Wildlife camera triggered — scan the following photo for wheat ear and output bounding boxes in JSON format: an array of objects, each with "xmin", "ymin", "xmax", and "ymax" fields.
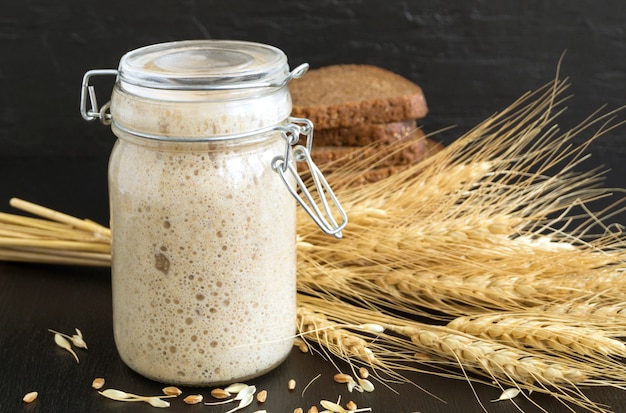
[
  {"xmin": 540, "ymin": 300, "xmax": 626, "ymax": 323},
  {"xmin": 296, "ymin": 301, "xmax": 381, "ymax": 367},
  {"xmin": 446, "ymin": 312, "xmax": 626, "ymax": 359}
]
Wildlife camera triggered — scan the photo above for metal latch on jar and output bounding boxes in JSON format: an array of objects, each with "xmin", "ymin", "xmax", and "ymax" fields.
[
  {"xmin": 80, "ymin": 69, "xmax": 117, "ymax": 123},
  {"xmin": 80, "ymin": 64, "xmax": 311, "ymax": 124},
  {"xmin": 273, "ymin": 118, "xmax": 348, "ymax": 239},
  {"xmin": 80, "ymin": 67, "xmax": 348, "ymax": 238}
]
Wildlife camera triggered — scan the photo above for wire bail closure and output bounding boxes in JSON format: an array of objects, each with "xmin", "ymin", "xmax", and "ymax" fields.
[
  {"xmin": 80, "ymin": 68, "xmax": 347, "ymax": 238},
  {"xmin": 80, "ymin": 69, "xmax": 117, "ymax": 124},
  {"xmin": 80, "ymin": 64, "xmax": 310, "ymax": 125},
  {"xmin": 273, "ymin": 118, "xmax": 348, "ymax": 239}
]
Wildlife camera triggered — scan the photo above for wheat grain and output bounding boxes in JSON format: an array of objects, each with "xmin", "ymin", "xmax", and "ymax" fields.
[
  {"xmin": 22, "ymin": 391, "xmax": 38, "ymax": 403},
  {"xmin": 256, "ymin": 390, "xmax": 267, "ymax": 403},
  {"xmin": 333, "ymin": 373, "xmax": 352, "ymax": 384},
  {"xmin": 288, "ymin": 379, "xmax": 296, "ymax": 391},
  {"xmin": 92, "ymin": 378, "xmax": 105, "ymax": 390},
  {"xmin": 332, "ymin": 373, "xmax": 359, "ymax": 392},
  {"xmin": 210, "ymin": 388, "xmax": 230, "ymax": 399},
  {"xmin": 294, "ymin": 337, "xmax": 310, "ymax": 352},
  {"xmin": 183, "ymin": 394, "xmax": 203, "ymax": 404},
  {"xmin": 161, "ymin": 386, "xmax": 182, "ymax": 396}
]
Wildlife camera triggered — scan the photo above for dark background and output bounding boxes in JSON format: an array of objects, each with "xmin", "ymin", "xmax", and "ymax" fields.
[
  {"xmin": 1, "ymin": 0, "xmax": 625, "ymax": 226},
  {"xmin": 1, "ymin": 1, "xmax": 626, "ymax": 412}
]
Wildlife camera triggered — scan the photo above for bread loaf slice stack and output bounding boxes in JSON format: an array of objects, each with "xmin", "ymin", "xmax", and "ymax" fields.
[{"xmin": 289, "ymin": 64, "xmax": 442, "ymax": 184}]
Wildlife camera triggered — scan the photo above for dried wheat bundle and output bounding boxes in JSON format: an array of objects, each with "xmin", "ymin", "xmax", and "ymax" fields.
[
  {"xmin": 0, "ymin": 198, "xmax": 111, "ymax": 266},
  {"xmin": 294, "ymin": 77, "xmax": 626, "ymax": 411},
  {"xmin": 297, "ymin": 78, "xmax": 626, "ymax": 318}
]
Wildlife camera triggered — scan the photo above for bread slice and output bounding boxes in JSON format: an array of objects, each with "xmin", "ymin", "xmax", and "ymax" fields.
[
  {"xmin": 312, "ymin": 119, "xmax": 417, "ymax": 147},
  {"xmin": 327, "ymin": 138, "xmax": 445, "ymax": 188},
  {"xmin": 311, "ymin": 128, "xmax": 428, "ymax": 170},
  {"xmin": 290, "ymin": 64, "xmax": 428, "ymax": 129}
]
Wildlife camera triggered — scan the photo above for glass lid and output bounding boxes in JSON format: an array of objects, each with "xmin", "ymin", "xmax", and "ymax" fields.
[{"xmin": 117, "ymin": 40, "xmax": 292, "ymax": 90}]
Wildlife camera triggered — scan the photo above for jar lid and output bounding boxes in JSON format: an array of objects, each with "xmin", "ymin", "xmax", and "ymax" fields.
[{"xmin": 117, "ymin": 40, "xmax": 295, "ymax": 90}]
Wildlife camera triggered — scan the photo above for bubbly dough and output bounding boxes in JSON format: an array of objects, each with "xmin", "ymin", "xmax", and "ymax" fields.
[{"xmin": 108, "ymin": 86, "xmax": 296, "ymax": 385}]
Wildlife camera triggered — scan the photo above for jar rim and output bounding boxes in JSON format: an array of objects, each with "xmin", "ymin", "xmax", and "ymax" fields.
[{"xmin": 117, "ymin": 40, "xmax": 290, "ymax": 91}]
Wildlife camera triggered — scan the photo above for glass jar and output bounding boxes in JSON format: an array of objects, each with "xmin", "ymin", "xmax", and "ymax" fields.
[{"xmin": 81, "ymin": 40, "xmax": 346, "ymax": 386}]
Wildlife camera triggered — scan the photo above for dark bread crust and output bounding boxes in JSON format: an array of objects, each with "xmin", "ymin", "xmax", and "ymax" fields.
[
  {"xmin": 290, "ymin": 64, "xmax": 428, "ymax": 129},
  {"xmin": 311, "ymin": 128, "xmax": 429, "ymax": 170},
  {"xmin": 328, "ymin": 138, "xmax": 445, "ymax": 187},
  {"xmin": 313, "ymin": 120, "xmax": 417, "ymax": 147}
]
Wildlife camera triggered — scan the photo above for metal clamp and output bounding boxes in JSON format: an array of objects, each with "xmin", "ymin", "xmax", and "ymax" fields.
[
  {"xmin": 80, "ymin": 69, "xmax": 117, "ymax": 123},
  {"xmin": 273, "ymin": 118, "xmax": 348, "ymax": 238},
  {"xmin": 80, "ymin": 66, "xmax": 347, "ymax": 237},
  {"xmin": 79, "ymin": 64, "xmax": 307, "ymax": 122}
]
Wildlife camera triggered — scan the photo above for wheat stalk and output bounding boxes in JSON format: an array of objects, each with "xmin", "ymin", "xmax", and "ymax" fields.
[{"xmin": 0, "ymin": 199, "xmax": 112, "ymax": 266}]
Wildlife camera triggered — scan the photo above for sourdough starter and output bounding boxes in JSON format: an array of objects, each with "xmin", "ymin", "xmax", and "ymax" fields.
[
  {"xmin": 106, "ymin": 41, "xmax": 298, "ymax": 385},
  {"xmin": 109, "ymin": 129, "xmax": 296, "ymax": 385}
]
